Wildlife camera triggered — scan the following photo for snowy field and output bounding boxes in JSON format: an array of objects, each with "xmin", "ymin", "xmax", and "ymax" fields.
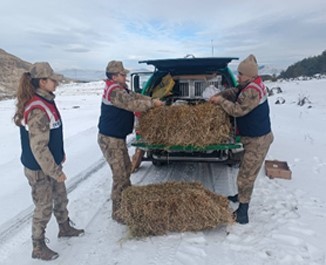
[{"xmin": 0, "ymin": 78, "xmax": 326, "ymax": 265}]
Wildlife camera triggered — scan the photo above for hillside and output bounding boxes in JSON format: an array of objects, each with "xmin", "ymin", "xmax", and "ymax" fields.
[
  {"xmin": 0, "ymin": 49, "xmax": 70, "ymax": 100},
  {"xmin": 0, "ymin": 49, "xmax": 32, "ymax": 99},
  {"xmin": 279, "ymin": 50, "xmax": 326, "ymax": 78}
]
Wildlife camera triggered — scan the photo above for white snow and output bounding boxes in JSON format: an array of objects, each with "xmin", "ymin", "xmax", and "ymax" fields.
[{"xmin": 0, "ymin": 78, "xmax": 325, "ymax": 265}]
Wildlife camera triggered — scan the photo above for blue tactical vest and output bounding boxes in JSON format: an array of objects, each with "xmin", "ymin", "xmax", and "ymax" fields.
[
  {"xmin": 236, "ymin": 78, "xmax": 271, "ymax": 137},
  {"xmin": 98, "ymin": 80, "xmax": 134, "ymax": 139},
  {"xmin": 20, "ymin": 95, "xmax": 64, "ymax": 170}
]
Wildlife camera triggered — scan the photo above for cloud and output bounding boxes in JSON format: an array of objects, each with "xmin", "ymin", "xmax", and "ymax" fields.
[
  {"xmin": 64, "ymin": 48, "xmax": 90, "ymax": 53},
  {"xmin": 0, "ymin": 0, "xmax": 325, "ymax": 70}
]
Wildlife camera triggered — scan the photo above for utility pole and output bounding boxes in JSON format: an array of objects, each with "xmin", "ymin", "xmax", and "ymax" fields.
[{"xmin": 211, "ymin": 39, "xmax": 214, "ymax": 56}]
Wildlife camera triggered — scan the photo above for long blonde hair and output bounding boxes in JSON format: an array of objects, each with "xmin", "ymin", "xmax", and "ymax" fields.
[{"xmin": 13, "ymin": 72, "xmax": 38, "ymax": 126}]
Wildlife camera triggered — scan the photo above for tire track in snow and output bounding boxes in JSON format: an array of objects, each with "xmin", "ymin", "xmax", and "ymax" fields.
[
  {"xmin": 0, "ymin": 162, "xmax": 110, "ymax": 265},
  {"xmin": 0, "ymin": 159, "xmax": 105, "ymax": 245}
]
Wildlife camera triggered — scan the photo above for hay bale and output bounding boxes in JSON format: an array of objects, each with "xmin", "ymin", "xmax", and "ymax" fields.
[
  {"xmin": 118, "ymin": 182, "xmax": 233, "ymax": 237},
  {"xmin": 139, "ymin": 103, "xmax": 231, "ymax": 147}
]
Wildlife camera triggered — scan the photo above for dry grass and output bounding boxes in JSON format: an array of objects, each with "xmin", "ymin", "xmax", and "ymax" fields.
[
  {"xmin": 139, "ymin": 103, "xmax": 231, "ymax": 147},
  {"xmin": 118, "ymin": 181, "xmax": 233, "ymax": 237}
]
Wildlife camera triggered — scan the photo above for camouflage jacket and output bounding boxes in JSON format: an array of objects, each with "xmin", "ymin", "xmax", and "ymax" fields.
[
  {"xmin": 218, "ymin": 77, "xmax": 271, "ymax": 137},
  {"xmin": 218, "ymin": 78, "xmax": 265, "ymax": 117},
  {"xmin": 22, "ymin": 89, "xmax": 64, "ymax": 179},
  {"xmin": 98, "ymin": 80, "xmax": 155, "ymax": 138},
  {"xmin": 109, "ymin": 83, "xmax": 154, "ymax": 112}
]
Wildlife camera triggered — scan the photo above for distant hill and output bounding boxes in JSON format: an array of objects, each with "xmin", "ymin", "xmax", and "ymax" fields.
[
  {"xmin": 258, "ymin": 65, "xmax": 283, "ymax": 76},
  {"xmin": 0, "ymin": 49, "xmax": 32, "ymax": 99},
  {"xmin": 58, "ymin": 67, "xmax": 153, "ymax": 82},
  {"xmin": 58, "ymin": 69, "xmax": 105, "ymax": 82},
  {"xmin": 279, "ymin": 50, "xmax": 326, "ymax": 79},
  {"xmin": 230, "ymin": 64, "xmax": 283, "ymax": 80}
]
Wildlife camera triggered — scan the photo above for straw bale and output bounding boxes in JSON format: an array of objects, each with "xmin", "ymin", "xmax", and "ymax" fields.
[
  {"xmin": 118, "ymin": 182, "xmax": 233, "ymax": 237},
  {"xmin": 139, "ymin": 103, "xmax": 231, "ymax": 147}
]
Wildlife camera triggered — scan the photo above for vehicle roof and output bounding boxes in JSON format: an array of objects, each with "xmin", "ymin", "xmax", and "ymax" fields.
[{"xmin": 139, "ymin": 57, "xmax": 239, "ymax": 72}]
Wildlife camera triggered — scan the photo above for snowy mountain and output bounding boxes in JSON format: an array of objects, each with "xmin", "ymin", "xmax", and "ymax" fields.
[
  {"xmin": 229, "ymin": 64, "xmax": 284, "ymax": 78},
  {"xmin": 258, "ymin": 64, "xmax": 284, "ymax": 76},
  {"xmin": 58, "ymin": 67, "xmax": 153, "ymax": 82},
  {"xmin": 58, "ymin": 69, "xmax": 105, "ymax": 82}
]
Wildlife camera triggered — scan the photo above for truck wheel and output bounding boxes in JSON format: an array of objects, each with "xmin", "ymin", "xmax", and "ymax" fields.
[
  {"xmin": 152, "ymin": 159, "xmax": 162, "ymax": 166},
  {"xmin": 152, "ymin": 159, "xmax": 169, "ymax": 166},
  {"xmin": 227, "ymin": 160, "xmax": 240, "ymax": 168}
]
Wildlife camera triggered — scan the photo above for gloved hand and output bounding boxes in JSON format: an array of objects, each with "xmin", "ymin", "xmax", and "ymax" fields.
[{"xmin": 153, "ymin": 99, "xmax": 165, "ymax": 107}]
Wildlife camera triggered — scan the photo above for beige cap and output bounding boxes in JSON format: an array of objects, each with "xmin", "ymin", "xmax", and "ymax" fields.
[
  {"xmin": 106, "ymin": 60, "xmax": 129, "ymax": 74},
  {"xmin": 30, "ymin": 62, "xmax": 62, "ymax": 81},
  {"xmin": 237, "ymin": 54, "xmax": 258, "ymax": 78}
]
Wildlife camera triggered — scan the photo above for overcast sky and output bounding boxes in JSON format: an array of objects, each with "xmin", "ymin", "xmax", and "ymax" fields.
[{"xmin": 1, "ymin": 0, "xmax": 325, "ymax": 71}]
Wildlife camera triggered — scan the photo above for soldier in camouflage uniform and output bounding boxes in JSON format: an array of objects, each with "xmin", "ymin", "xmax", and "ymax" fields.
[
  {"xmin": 97, "ymin": 60, "xmax": 163, "ymax": 224},
  {"xmin": 13, "ymin": 62, "xmax": 84, "ymax": 261},
  {"xmin": 210, "ymin": 54, "xmax": 273, "ymax": 224}
]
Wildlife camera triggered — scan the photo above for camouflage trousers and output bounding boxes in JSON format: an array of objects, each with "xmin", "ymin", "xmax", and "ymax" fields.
[
  {"xmin": 97, "ymin": 133, "xmax": 131, "ymax": 216},
  {"xmin": 24, "ymin": 167, "xmax": 69, "ymax": 240},
  {"xmin": 237, "ymin": 132, "xmax": 274, "ymax": 203}
]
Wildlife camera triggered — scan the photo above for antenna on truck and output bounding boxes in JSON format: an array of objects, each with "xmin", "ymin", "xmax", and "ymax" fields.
[{"xmin": 211, "ymin": 39, "xmax": 214, "ymax": 56}]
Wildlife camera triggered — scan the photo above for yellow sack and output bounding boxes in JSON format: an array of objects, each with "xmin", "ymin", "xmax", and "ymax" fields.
[{"xmin": 151, "ymin": 73, "xmax": 175, "ymax": 99}]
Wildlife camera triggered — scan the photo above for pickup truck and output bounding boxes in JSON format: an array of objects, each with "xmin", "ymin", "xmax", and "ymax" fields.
[{"xmin": 130, "ymin": 57, "xmax": 243, "ymax": 166}]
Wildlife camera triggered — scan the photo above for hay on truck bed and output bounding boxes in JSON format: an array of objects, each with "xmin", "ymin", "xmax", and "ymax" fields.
[
  {"xmin": 139, "ymin": 103, "xmax": 232, "ymax": 147},
  {"xmin": 118, "ymin": 182, "xmax": 233, "ymax": 237}
]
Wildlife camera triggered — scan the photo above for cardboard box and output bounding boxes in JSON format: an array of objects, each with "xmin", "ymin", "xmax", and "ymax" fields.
[{"xmin": 265, "ymin": 160, "xmax": 292, "ymax": 180}]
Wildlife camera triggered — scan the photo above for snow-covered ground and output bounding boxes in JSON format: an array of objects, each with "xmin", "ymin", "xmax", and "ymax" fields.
[{"xmin": 0, "ymin": 78, "xmax": 325, "ymax": 265}]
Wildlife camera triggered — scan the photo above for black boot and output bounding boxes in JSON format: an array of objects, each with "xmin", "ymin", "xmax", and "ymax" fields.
[
  {"xmin": 227, "ymin": 194, "xmax": 239, "ymax": 203},
  {"xmin": 58, "ymin": 218, "xmax": 84, "ymax": 238},
  {"xmin": 233, "ymin": 203, "xmax": 249, "ymax": 224}
]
